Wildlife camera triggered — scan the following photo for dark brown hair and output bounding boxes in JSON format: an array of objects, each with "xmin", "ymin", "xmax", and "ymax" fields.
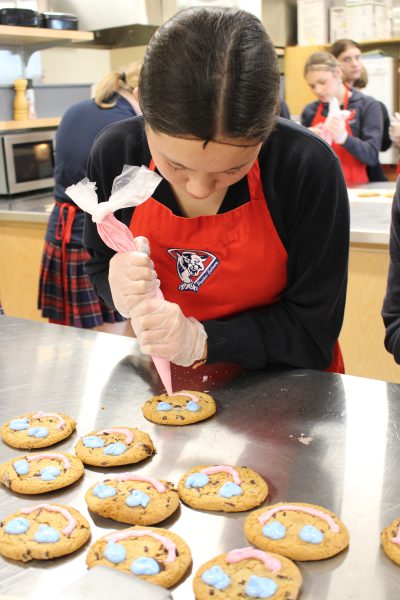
[
  {"xmin": 329, "ymin": 39, "xmax": 361, "ymax": 58},
  {"xmin": 139, "ymin": 7, "xmax": 280, "ymax": 143}
]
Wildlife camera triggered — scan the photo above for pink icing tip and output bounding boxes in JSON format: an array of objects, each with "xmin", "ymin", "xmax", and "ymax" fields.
[
  {"xmin": 201, "ymin": 465, "xmax": 241, "ymax": 485},
  {"xmin": 226, "ymin": 547, "xmax": 281, "ymax": 573},
  {"xmin": 258, "ymin": 504, "xmax": 340, "ymax": 533},
  {"xmin": 105, "ymin": 529, "xmax": 176, "ymax": 562},
  {"xmin": 21, "ymin": 503, "xmax": 76, "ymax": 535},
  {"xmin": 31, "ymin": 411, "xmax": 66, "ymax": 429},
  {"xmin": 391, "ymin": 524, "xmax": 400, "ymax": 544},
  {"xmin": 112, "ymin": 474, "xmax": 167, "ymax": 493},
  {"xmin": 27, "ymin": 453, "xmax": 71, "ymax": 469},
  {"xmin": 96, "ymin": 428, "xmax": 134, "ymax": 444},
  {"xmin": 169, "ymin": 390, "xmax": 200, "ymax": 403}
]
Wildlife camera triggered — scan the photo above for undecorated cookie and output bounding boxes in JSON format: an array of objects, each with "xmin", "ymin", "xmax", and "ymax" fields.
[
  {"xmin": 193, "ymin": 546, "xmax": 302, "ymax": 600},
  {"xmin": 244, "ymin": 502, "xmax": 349, "ymax": 561},
  {"xmin": 85, "ymin": 473, "xmax": 180, "ymax": 525},
  {"xmin": 0, "ymin": 503, "xmax": 90, "ymax": 561},
  {"xmin": 1, "ymin": 411, "xmax": 76, "ymax": 449},
  {"xmin": 86, "ymin": 525, "xmax": 191, "ymax": 588},
  {"xmin": 177, "ymin": 465, "xmax": 268, "ymax": 512},
  {"xmin": 75, "ymin": 426, "xmax": 155, "ymax": 467},
  {"xmin": 142, "ymin": 390, "xmax": 216, "ymax": 425}
]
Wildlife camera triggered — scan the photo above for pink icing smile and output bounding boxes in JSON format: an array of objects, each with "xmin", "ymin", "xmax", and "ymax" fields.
[
  {"xmin": 96, "ymin": 428, "xmax": 134, "ymax": 444},
  {"xmin": 31, "ymin": 411, "xmax": 66, "ymax": 429},
  {"xmin": 201, "ymin": 465, "xmax": 241, "ymax": 485},
  {"xmin": 226, "ymin": 547, "xmax": 281, "ymax": 573},
  {"xmin": 21, "ymin": 503, "xmax": 77, "ymax": 535},
  {"xmin": 112, "ymin": 474, "xmax": 167, "ymax": 493},
  {"xmin": 105, "ymin": 530, "xmax": 176, "ymax": 562},
  {"xmin": 258, "ymin": 504, "xmax": 340, "ymax": 533},
  {"xmin": 26, "ymin": 453, "xmax": 71, "ymax": 469},
  {"xmin": 169, "ymin": 391, "xmax": 200, "ymax": 404}
]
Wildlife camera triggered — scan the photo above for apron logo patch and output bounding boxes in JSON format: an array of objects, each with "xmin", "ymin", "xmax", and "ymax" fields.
[{"xmin": 168, "ymin": 249, "xmax": 220, "ymax": 292}]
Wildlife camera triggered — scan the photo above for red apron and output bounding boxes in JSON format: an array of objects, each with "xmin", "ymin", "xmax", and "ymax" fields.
[
  {"xmin": 53, "ymin": 201, "xmax": 79, "ymax": 325},
  {"xmin": 129, "ymin": 158, "xmax": 344, "ymax": 373},
  {"xmin": 311, "ymin": 88, "xmax": 368, "ymax": 187}
]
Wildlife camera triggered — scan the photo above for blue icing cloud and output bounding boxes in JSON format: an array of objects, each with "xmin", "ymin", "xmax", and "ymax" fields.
[
  {"xmin": 13, "ymin": 459, "xmax": 29, "ymax": 475},
  {"xmin": 34, "ymin": 524, "xmax": 60, "ymax": 543},
  {"xmin": 105, "ymin": 542, "xmax": 126, "ymax": 564},
  {"xmin": 299, "ymin": 524, "xmax": 324, "ymax": 544},
  {"xmin": 202, "ymin": 565, "xmax": 231, "ymax": 590},
  {"xmin": 131, "ymin": 556, "xmax": 160, "ymax": 575},
  {"xmin": 245, "ymin": 575, "xmax": 278, "ymax": 598},
  {"xmin": 4, "ymin": 517, "xmax": 30, "ymax": 535},
  {"xmin": 104, "ymin": 442, "xmax": 126, "ymax": 456},
  {"xmin": 126, "ymin": 489, "xmax": 150, "ymax": 508},
  {"xmin": 186, "ymin": 400, "xmax": 200, "ymax": 412},
  {"xmin": 157, "ymin": 401, "xmax": 173, "ymax": 412},
  {"xmin": 83, "ymin": 435, "xmax": 105, "ymax": 448},
  {"xmin": 185, "ymin": 472, "xmax": 209, "ymax": 489},
  {"xmin": 218, "ymin": 482, "xmax": 243, "ymax": 498},
  {"xmin": 93, "ymin": 483, "xmax": 117, "ymax": 499},
  {"xmin": 40, "ymin": 466, "xmax": 61, "ymax": 481},
  {"xmin": 262, "ymin": 521, "xmax": 286, "ymax": 540},
  {"xmin": 10, "ymin": 418, "xmax": 29, "ymax": 431},
  {"xmin": 28, "ymin": 426, "xmax": 49, "ymax": 438}
]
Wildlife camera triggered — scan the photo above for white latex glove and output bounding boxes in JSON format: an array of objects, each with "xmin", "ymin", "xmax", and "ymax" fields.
[
  {"xmin": 130, "ymin": 297, "xmax": 207, "ymax": 367},
  {"xmin": 389, "ymin": 117, "xmax": 400, "ymax": 148},
  {"xmin": 325, "ymin": 114, "xmax": 348, "ymax": 144},
  {"xmin": 108, "ymin": 236, "xmax": 160, "ymax": 318},
  {"xmin": 308, "ymin": 123, "xmax": 324, "ymax": 137}
]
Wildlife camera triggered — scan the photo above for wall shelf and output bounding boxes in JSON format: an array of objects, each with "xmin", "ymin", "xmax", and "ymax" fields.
[{"xmin": 0, "ymin": 25, "xmax": 93, "ymax": 47}]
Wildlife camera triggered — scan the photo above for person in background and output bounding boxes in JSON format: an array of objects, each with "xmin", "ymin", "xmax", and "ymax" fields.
[
  {"xmin": 329, "ymin": 38, "xmax": 363, "ymax": 90},
  {"xmin": 388, "ymin": 114, "xmax": 400, "ymax": 177},
  {"xmin": 382, "ymin": 178, "xmax": 400, "ymax": 363},
  {"xmin": 330, "ymin": 39, "xmax": 391, "ymax": 182},
  {"xmin": 84, "ymin": 7, "xmax": 349, "ymax": 374},
  {"xmin": 352, "ymin": 65, "xmax": 390, "ymax": 182},
  {"xmin": 301, "ymin": 51, "xmax": 382, "ymax": 186},
  {"xmin": 38, "ymin": 62, "xmax": 142, "ymax": 330},
  {"xmin": 279, "ymin": 99, "xmax": 290, "ymax": 119}
]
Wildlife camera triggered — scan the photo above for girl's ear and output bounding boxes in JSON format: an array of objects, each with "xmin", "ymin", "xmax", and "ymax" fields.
[
  {"xmin": 132, "ymin": 87, "xmax": 139, "ymax": 102},
  {"xmin": 335, "ymin": 66, "xmax": 343, "ymax": 80}
]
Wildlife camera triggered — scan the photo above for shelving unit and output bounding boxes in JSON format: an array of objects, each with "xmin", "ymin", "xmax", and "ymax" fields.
[{"xmin": 0, "ymin": 24, "xmax": 93, "ymax": 47}]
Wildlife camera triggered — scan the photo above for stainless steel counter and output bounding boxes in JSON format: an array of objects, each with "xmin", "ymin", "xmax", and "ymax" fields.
[
  {"xmin": 1, "ymin": 316, "xmax": 400, "ymax": 599},
  {"xmin": 0, "ymin": 191, "xmax": 53, "ymax": 224}
]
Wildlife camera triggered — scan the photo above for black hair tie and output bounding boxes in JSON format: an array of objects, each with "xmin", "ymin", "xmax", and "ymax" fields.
[{"xmin": 119, "ymin": 72, "xmax": 127, "ymax": 83}]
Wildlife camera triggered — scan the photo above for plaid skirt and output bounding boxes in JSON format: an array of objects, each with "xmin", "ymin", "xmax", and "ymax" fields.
[{"xmin": 38, "ymin": 241, "xmax": 125, "ymax": 328}]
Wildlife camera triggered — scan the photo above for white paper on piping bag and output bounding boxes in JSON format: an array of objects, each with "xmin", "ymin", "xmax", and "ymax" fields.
[
  {"xmin": 65, "ymin": 165, "xmax": 162, "ymax": 223},
  {"xmin": 322, "ymin": 97, "xmax": 351, "ymax": 145}
]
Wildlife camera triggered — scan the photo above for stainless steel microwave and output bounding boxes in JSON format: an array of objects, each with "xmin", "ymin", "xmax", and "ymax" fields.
[{"xmin": 0, "ymin": 130, "xmax": 55, "ymax": 195}]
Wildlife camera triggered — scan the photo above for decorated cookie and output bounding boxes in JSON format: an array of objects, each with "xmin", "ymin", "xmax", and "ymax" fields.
[
  {"xmin": 75, "ymin": 427, "xmax": 155, "ymax": 467},
  {"xmin": 85, "ymin": 473, "xmax": 180, "ymax": 525},
  {"xmin": 244, "ymin": 502, "xmax": 349, "ymax": 561},
  {"xmin": 1, "ymin": 411, "xmax": 76, "ymax": 449},
  {"xmin": 0, "ymin": 452, "xmax": 84, "ymax": 494},
  {"xmin": 0, "ymin": 503, "xmax": 90, "ymax": 562},
  {"xmin": 193, "ymin": 546, "xmax": 302, "ymax": 600},
  {"xmin": 177, "ymin": 465, "xmax": 268, "ymax": 512},
  {"xmin": 142, "ymin": 390, "xmax": 216, "ymax": 425},
  {"xmin": 86, "ymin": 525, "xmax": 191, "ymax": 588},
  {"xmin": 381, "ymin": 517, "xmax": 400, "ymax": 565}
]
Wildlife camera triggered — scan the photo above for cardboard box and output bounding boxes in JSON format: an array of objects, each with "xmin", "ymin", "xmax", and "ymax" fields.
[
  {"xmin": 346, "ymin": 3, "xmax": 392, "ymax": 40},
  {"xmin": 330, "ymin": 6, "xmax": 348, "ymax": 40},
  {"xmin": 297, "ymin": 0, "xmax": 334, "ymax": 45}
]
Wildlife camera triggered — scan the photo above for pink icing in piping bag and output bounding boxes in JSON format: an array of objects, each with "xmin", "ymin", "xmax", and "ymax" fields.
[{"xmin": 65, "ymin": 166, "xmax": 172, "ymax": 395}]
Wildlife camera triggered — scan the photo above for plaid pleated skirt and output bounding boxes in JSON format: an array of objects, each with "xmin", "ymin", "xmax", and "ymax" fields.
[{"xmin": 38, "ymin": 241, "xmax": 125, "ymax": 328}]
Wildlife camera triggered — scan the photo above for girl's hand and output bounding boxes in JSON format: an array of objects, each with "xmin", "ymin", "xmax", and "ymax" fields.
[
  {"xmin": 130, "ymin": 297, "xmax": 207, "ymax": 367},
  {"xmin": 108, "ymin": 237, "xmax": 160, "ymax": 317},
  {"xmin": 325, "ymin": 115, "xmax": 348, "ymax": 144},
  {"xmin": 308, "ymin": 123, "xmax": 324, "ymax": 137}
]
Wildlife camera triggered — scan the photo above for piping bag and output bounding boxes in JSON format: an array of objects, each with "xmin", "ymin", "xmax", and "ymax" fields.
[
  {"xmin": 322, "ymin": 96, "xmax": 351, "ymax": 146},
  {"xmin": 65, "ymin": 164, "xmax": 173, "ymax": 395}
]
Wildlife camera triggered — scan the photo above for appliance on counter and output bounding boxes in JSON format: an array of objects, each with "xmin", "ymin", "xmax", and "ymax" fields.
[
  {"xmin": 40, "ymin": 12, "xmax": 79, "ymax": 31},
  {"xmin": 0, "ymin": 7, "xmax": 40, "ymax": 27},
  {"xmin": 0, "ymin": 130, "xmax": 55, "ymax": 195}
]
